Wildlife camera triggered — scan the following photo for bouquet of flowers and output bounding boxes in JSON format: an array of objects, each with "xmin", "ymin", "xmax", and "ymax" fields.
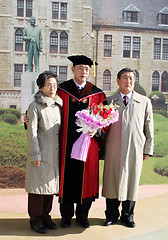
[{"xmin": 71, "ymin": 101, "xmax": 119, "ymax": 162}]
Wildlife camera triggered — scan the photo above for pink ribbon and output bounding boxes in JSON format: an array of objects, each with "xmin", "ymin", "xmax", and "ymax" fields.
[{"xmin": 71, "ymin": 133, "xmax": 91, "ymax": 162}]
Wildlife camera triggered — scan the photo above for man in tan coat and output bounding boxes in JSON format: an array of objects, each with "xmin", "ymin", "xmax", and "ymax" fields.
[{"xmin": 102, "ymin": 68, "xmax": 154, "ymax": 228}]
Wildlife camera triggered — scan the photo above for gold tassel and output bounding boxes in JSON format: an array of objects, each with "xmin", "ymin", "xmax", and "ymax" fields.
[{"xmin": 93, "ymin": 61, "xmax": 96, "ymax": 78}]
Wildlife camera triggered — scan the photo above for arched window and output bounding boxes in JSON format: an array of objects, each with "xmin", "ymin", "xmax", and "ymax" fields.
[
  {"xmin": 161, "ymin": 71, "xmax": 168, "ymax": 92},
  {"xmin": 15, "ymin": 29, "xmax": 23, "ymax": 51},
  {"xmin": 60, "ymin": 31, "xmax": 68, "ymax": 54},
  {"xmin": 134, "ymin": 70, "xmax": 139, "ymax": 82},
  {"xmin": 103, "ymin": 69, "xmax": 111, "ymax": 91},
  {"xmin": 152, "ymin": 71, "xmax": 160, "ymax": 91},
  {"xmin": 50, "ymin": 31, "xmax": 58, "ymax": 53}
]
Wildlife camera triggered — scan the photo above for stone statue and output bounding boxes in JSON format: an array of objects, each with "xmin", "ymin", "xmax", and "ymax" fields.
[{"xmin": 23, "ymin": 16, "xmax": 42, "ymax": 72}]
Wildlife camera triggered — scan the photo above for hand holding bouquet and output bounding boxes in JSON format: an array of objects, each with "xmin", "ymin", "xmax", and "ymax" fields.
[{"xmin": 71, "ymin": 101, "xmax": 119, "ymax": 162}]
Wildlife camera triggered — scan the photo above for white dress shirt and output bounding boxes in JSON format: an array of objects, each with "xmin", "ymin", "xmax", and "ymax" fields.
[
  {"xmin": 73, "ymin": 79, "xmax": 87, "ymax": 90},
  {"xmin": 120, "ymin": 91, "xmax": 133, "ymax": 104}
]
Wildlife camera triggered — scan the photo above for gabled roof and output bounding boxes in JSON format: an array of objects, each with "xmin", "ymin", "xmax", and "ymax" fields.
[
  {"xmin": 159, "ymin": 7, "xmax": 168, "ymax": 14},
  {"xmin": 124, "ymin": 4, "xmax": 140, "ymax": 12}
]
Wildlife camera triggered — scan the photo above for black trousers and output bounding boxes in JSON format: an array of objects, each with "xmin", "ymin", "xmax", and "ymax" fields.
[
  {"xmin": 105, "ymin": 198, "xmax": 135, "ymax": 220},
  {"xmin": 60, "ymin": 199, "xmax": 92, "ymax": 220},
  {"xmin": 28, "ymin": 193, "xmax": 53, "ymax": 227}
]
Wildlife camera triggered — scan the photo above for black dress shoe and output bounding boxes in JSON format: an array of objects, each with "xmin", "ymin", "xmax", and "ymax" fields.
[
  {"xmin": 43, "ymin": 221, "xmax": 57, "ymax": 230},
  {"xmin": 31, "ymin": 224, "xmax": 47, "ymax": 234},
  {"xmin": 103, "ymin": 218, "xmax": 118, "ymax": 226},
  {"xmin": 61, "ymin": 218, "xmax": 71, "ymax": 228},
  {"xmin": 120, "ymin": 216, "xmax": 136, "ymax": 228},
  {"xmin": 76, "ymin": 218, "xmax": 90, "ymax": 228}
]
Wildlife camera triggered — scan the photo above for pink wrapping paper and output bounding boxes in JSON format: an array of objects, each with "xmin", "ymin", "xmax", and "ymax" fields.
[{"xmin": 71, "ymin": 132, "xmax": 91, "ymax": 162}]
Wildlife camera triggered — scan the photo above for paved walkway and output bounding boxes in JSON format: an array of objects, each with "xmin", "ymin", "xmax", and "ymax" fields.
[{"xmin": 0, "ymin": 185, "xmax": 168, "ymax": 240}]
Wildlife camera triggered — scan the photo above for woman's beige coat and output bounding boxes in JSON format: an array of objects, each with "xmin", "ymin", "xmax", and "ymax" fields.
[
  {"xmin": 102, "ymin": 90, "xmax": 154, "ymax": 201},
  {"xmin": 25, "ymin": 90, "xmax": 63, "ymax": 195}
]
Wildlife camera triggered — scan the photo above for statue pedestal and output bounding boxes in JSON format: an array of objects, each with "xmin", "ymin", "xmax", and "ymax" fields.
[{"xmin": 21, "ymin": 72, "xmax": 39, "ymax": 115}]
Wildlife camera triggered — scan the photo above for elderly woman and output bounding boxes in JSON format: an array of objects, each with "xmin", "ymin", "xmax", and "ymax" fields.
[{"xmin": 25, "ymin": 71, "xmax": 62, "ymax": 234}]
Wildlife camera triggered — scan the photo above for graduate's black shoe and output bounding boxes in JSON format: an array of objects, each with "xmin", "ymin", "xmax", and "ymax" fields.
[
  {"xmin": 76, "ymin": 218, "xmax": 90, "ymax": 228},
  {"xmin": 120, "ymin": 215, "xmax": 136, "ymax": 228},
  {"xmin": 31, "ymin": 224, "xmax": 47, "ymax": 234},
  {"xmin": 103, "ymin": 218, "xmax": 118, "ymax": 226},
  {"xmin": 43, "ymin": 221, "xmax": 57, "ymax": 230},
  {"xmin": 61, "ymin": 218, "xmax": 71, "ymax": 228}
]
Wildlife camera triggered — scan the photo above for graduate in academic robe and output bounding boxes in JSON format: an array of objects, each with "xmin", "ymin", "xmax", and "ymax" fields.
[{"xmin": 57, "ymin": 55, "xmax": 106, "ymax": 228}]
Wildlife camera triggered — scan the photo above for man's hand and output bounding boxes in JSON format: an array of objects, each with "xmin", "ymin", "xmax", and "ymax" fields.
[
  {"xmin": 143, "ymin": 154, "xmax": 149, "ymax": 161},
  {"xmin": 24, "ymin": 114, "xmax": 29, "ymax": 127},
  {"xmin": 88, "ymin": 130, "xmax": 97, "ymax": 138}
]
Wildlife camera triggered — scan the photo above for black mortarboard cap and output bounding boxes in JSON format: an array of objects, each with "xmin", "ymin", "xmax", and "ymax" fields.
[{"xmin": 67, "ymin": 55, "xmax": 98, "ymax": 67}]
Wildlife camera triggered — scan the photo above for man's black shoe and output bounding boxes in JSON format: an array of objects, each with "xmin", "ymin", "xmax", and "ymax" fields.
[
  {"xmin": 43, "ymin": 221, "xmax": 57, "ymax": 230},
  {"xmin": 61, "ymin": 218, "xmax": 71, "ymax": 228},
  {"xmin": 31, "ymin": 224, "xmax": 47, "ymax": 234},
  {"xmin": 120, "ymin": 215, "xmax": 136, "ymax": 228},
  {"xmin": 103, "ymin": 218, "xmax": 118, "ymax": 226},
  {"xmin": 76, "ymin": 218, "xmax": 90, "ymax": 228}
]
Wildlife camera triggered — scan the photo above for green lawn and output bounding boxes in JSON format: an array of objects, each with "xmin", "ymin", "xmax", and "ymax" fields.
[
  {"xmin": 99, "ymin": 157, "xmax": 168, "ymax": 186},
  {"xmin": 99, "ymin": 113, "xmax": 168, "ymax": 186},
  {"xmin": 0, "ymin": 121, "xmax": 27, "ymax": 169},
  {"xmin": 140, "ymin": 156, "xmax": 168, "ymax": 185}
]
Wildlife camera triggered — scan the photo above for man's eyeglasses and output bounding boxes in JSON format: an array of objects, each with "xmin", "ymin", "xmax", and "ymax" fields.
[{"xmin": 75, "ymin": 66, "xmax": 90, "ymax": 72}]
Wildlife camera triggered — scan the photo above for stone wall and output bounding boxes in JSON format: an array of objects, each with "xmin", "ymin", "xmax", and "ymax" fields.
[{"xmin": 93, "ymin": 27, "xmax": 168, "ymax": 96}]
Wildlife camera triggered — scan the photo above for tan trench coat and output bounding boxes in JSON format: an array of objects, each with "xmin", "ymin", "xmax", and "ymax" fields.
[
  {"xmin": 102, "ymin": 90, "xmax": 154, "ymax": 201},
  {"xmin": 25, "ymin": 91, "xmax": 63, "ymax": 195}
]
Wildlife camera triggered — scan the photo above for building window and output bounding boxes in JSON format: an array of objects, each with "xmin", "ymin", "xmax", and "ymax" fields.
[
  {"xmin": 126, "ymin": 11, "xmax": 137, "ymax": 22},
  {"xmin": 15, "ymin": 29, "xmax": 23, "ymax": 51},
  {"xmin": 26, "ymin": 0, "xmax": 32, "ymax": 17},
  {"xmin": 152, "ymin": 71, "xmax": 160, "ymax": 91},
  {"xmin": 50, "ymin": 31, "xmax": 58, "ymax": 53},
  {"xmin": 17, "ymin": 0, "xmax": 32, "ymax": 17},
  {"xmin": 17, "ymin": 0, "xmax": 24, "ymax": 17},
  {"xmin": 158, "ymin": 8, "xmax": 168, "ymax": 25},
  {"xmin": 59, "ymin": 66, "xmax": 67, "ymax": 83},
  {"xmin": 60, "ymin": 3, "xmax": 67, "ymax": 20},
  {"xmin": 10, "ymin": 105, "xmax": 17, "ymax": 109},
  {"xmin": 162, "ymin": 38, "xmax": 168, "ymax": 60},
  {"xmin": 49, "ymin": 65, "xmax": 57, "ymax": 75},
  {"xmin": 123, "ymin": 36, "xmax": 141, "ymax": 58},
  {"xmin": 14, "ymin": 64, "xmax": 23, "ymax": 87},
  {"xmin": 60, "ymin": 32, "xmax": 68, "ymax": 54},
  {"xmin": 153, "ymin": 38, "xmax": 161, "ymax": 59},
  {"xmin": 161, "ymin": 71, "xmax": 168, "ymax": 92},
  {"xmin": 132, "ymin": 37, "xmax": 140, "ymax": 58},
  {"xmin": 123, "ymin": 36, "xmax": 131, "ymax": 58},
  {"xmin": 123, "ymin": 4, "xmax": 140, "ymax": 23},
  {"xmin": 52, "ymin": 2, "xmax": 67, "ymax": 20},
  {"xmin": 104, "ymin": 35, "xmax": 112, "ymax": 57},
  {"xmin": 160, "ymin": 14, "xmax": 168, "ymax": 25},
  {"xmin": 103, "ymin": 69, "xmax": 111, "ymax": 91},
  {"xmin": 52, "ymin": 2, "xmax": 59, "ymax": 19},
  {"xmin": 134, "ymin": 70, "xmax": 139, "ymax": 82},
  {"xmin": 25, "ymin": 64, "xmax": 28, "ymax": 72}
]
